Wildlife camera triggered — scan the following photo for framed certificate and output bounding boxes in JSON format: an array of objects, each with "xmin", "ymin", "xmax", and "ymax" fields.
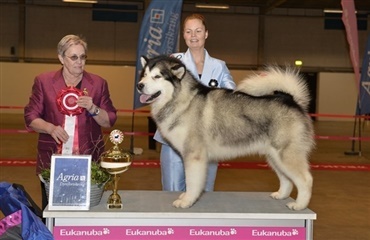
[{"xmin": 48, "ymin": 154, "xmax": 91, "ymax": 210}]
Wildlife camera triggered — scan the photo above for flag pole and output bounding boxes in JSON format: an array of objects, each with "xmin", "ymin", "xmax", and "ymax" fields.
[{"xmin": 344, "ymin": 96, "xmax": 361, "ymax": 156}]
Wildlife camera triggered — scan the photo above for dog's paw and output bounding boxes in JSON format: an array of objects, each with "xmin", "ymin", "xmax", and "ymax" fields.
[
  {"xmin": 270, "ymin": 191, "xmax": 287, "ymax": 200},
  {"xmin": 286, "ymin": 201, "xmax": 306, "ymax": 211},
  {"xmin": 172, "ymin": 198, "xmax": 193, "ymax": 208},
  {"xmin": 178, "ymin": 192, "xmax": 186, "ymax": 200}
]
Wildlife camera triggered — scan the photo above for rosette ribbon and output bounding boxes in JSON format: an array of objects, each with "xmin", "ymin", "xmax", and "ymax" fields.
[{"xmin": 56, "ymin": 86, "xmax": 84, "ymax": 155}]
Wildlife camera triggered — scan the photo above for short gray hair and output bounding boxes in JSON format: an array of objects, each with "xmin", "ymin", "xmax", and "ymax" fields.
[{"xmin": 57, "ymin": 34, "xmax": 87, "ymax": 56}]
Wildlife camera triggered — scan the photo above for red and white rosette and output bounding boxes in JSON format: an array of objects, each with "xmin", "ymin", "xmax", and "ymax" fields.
[
  {"xmin": 56, "ymin": 86, "xmax": 84, "ymax": 116},
  {"xmin": 56, "ymin": 87, "xmax": 84, "ymax": 155}
]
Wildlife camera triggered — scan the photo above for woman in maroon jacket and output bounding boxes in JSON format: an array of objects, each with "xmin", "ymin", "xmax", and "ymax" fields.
[{"xmin": 24, "ymin": 34, "xmax": 117, "ymax": 212}]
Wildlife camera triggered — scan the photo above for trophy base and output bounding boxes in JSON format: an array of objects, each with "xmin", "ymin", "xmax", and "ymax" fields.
[
  {"xmin": 107, "ymin": 203, "xmax": 123, "ymax": 209},
  {"xmin": 107, "ymin": 192, "xmax": 123, "ymax": 209}
]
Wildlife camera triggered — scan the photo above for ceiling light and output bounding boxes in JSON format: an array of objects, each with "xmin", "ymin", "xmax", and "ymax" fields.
[
  {"xmin": 324, "ymin": 9, "xmax": 357, "ymax": 13},
  {"xmin": 195, "ymin": 3, "xmax": 229, "ymax": 10},
  {"xmin": 324, "ymin": 9, "xmax": 343, "ymax": 13},
  {"xmin": 295, "ymin": 60, "xmax": 303, "ymax": 66},
  {"xmin": 63, "ymin": 0, "xmax": 98, "ymax": 3}
]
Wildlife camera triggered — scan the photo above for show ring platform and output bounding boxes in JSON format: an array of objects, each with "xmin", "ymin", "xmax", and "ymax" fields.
[{"xmin": 44, "ymin": 191, "xmax": 316, "ymax": 240}]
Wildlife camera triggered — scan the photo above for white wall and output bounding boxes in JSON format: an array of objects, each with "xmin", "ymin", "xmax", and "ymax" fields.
[{"xmin": 317, "ymin": 72, "xmax": 358, "ymax": 121}]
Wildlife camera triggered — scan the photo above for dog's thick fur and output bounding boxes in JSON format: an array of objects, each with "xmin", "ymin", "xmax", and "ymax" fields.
[{"xmin": 137, "ymin": 55, "xmax": 314, "ymax": 210}]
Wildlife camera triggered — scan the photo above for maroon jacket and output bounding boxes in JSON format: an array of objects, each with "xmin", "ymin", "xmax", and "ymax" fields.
[{"xmin": 24, "ymin": 69, "xmax": 117, "ymax": 174}]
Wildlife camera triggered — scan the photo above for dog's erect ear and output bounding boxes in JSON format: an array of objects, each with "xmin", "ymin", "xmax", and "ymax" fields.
[
  {"xmin": 171, "ymin": 63, "xmax": 186, "ymax": 80},
  {"xmin": 140, "ymin": 56, "xmax": 148, "ymax": 68}
]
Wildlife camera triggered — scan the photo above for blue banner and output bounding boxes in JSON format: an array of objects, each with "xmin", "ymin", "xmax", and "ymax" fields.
[
  {"xmin": 133, "ymin": 0, "xmax": 183, "ymax": 109},
  {"xmin": 357, "ymin": 34, "xmax": 370, "ymax": 115}
]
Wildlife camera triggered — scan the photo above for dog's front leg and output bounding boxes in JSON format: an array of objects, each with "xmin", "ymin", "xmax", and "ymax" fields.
[{"xmin": 172, "ymin": 153, "xmax": 208, "ymax": 208}]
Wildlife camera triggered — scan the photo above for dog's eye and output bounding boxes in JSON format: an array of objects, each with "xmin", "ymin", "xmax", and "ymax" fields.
[{"xmin": 154, "ymin": 75, "xmax": 161, "ymax": 79}]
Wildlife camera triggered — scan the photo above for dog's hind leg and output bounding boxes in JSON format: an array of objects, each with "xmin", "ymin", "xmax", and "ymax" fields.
[
  {"xmin": 172, "ymin": 152, "xmax": 208, "ymax": 208},
  {"xmin": 267, "ymin": 155, "xmax": 294, "ymax": 200},
  {"xmin": 285, "ymin": 160, "xmax": 312, "ymax": 211},
  {"xmin": 269, "ymin": 148, "xmax": 313, "ymax": 210}
]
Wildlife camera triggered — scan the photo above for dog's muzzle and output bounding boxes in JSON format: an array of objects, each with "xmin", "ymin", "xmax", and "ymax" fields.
[
  {"xmin": 137, "ymin": 83, "xmax": 161, "ymax": 104},
  {"xmin": 137, "ymin": 82, "xmax": 145, "ymax": 92}
]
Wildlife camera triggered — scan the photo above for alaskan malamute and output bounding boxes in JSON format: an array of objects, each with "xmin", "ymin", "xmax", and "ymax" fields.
[{"xmin": 137, "ymin": 55, "xmax": 314, "ymax": 210}]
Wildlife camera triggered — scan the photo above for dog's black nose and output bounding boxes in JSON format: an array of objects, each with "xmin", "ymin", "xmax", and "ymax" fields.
[{"xmin": 137, "ymin": 83, "xmax": 144, "ymax": 91}]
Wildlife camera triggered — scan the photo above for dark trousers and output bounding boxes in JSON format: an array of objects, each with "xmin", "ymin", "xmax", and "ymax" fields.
[{"xmin": 40, "ymin": 181, "xmax": 47, "ymax": 224}]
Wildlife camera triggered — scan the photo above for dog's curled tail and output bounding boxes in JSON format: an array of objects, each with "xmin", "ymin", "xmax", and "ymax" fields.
[{"xmin": 236, "ymin": 67, "xmax": 310, "ymax": 111}]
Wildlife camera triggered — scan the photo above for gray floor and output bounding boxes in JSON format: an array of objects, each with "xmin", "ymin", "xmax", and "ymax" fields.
[{"xmin": 0, "ymin": 114, "xmax": 369, "ymax": 239}]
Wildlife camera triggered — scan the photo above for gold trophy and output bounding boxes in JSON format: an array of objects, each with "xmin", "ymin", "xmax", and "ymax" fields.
[{"xmin": 100, "ymin": 130, "xmax": 132, "ymax": 209}]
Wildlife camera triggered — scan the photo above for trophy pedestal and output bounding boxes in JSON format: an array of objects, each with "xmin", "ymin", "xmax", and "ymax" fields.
[
  {"xmin": 107, "ymin": 197, "xmax": 123, "ymax": 209},
  {"xmin": 106, "ymin": 174, "xmax": 124, "ymax": 209},
  {"xmin": 107, "ymin": 203, "xmax": 123, "ymax": 209}
]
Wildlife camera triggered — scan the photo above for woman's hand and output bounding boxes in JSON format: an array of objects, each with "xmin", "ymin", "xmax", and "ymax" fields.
[
  {"xmin": 47, "ymin": 124, "xmax": 69, "ymax": 144},
  {"xmin": 77, "ymin": 96, "xmax": 94, "ymax": 111}
]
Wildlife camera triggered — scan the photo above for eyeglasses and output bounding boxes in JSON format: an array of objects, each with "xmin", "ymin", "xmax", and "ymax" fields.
[{"xmin": 65, "ymin": 54, "xmax": 87, "ymax": 61}]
